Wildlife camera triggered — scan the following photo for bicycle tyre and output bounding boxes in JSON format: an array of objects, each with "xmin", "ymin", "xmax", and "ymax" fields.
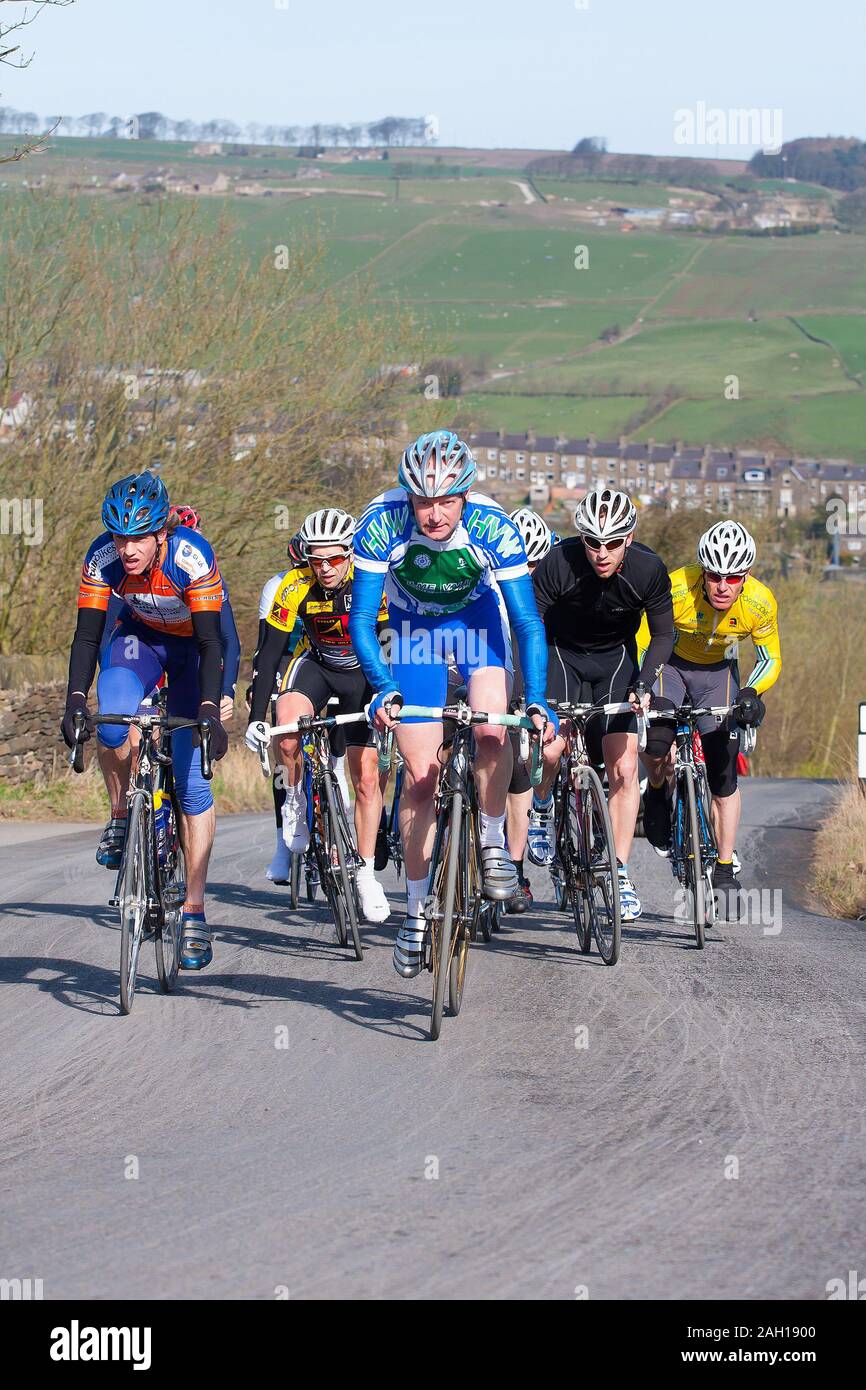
[
  {"xmin": 289, "ymin": 850, "xmax": 301, "ymax": 910},
  {"xmin": 324, "ymin": 773, "xmax": 362, "ymax": 960},
  {"xmin": 155, "ymin": 791, "xmax": 183, "ymax": 993},
  {"xmin": 680, "ymin": 763, "xmax": 706, "ymax": 949},
  {"xmin": 431, "ymin": 790, "xmax": 462, "ymax": 1041},
  {"xmin": 449, "ymin": 806, "xmax": 473, "ymax": 1013},
  {"xmin": 119, "ymin": 794, "xmax": 150, "ymax": 1014},
  {"xmin": 578, "ymin": 765, "xmax": 621, "ymax": 965}
]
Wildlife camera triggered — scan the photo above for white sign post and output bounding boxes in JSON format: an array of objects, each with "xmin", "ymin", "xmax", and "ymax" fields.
[{"xmin": 859, "ymin": 703, "xmax": 866, "ymax": 794}]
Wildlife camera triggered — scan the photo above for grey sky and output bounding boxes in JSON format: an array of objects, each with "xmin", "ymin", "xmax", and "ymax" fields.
[{"xmin": 2, "ymin": 0, "xmax": 862, "ymax": 155}]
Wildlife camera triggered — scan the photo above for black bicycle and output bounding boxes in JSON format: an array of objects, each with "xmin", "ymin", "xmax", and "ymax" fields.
[
  {"xmin": 70, "ymin": 710, "xmax": 212, "ymax": 1013},
  {"xmin": 548, "ymin": 699, "xmax": 648, "ymax": 966},
  {"xmin": 252, "ymin": 712, "xmax": 364, "ymax": 959},
  {"xmin": 383, "ymin": 700, "xmax": 543, "ymax": 1040},
  {"xmin": 377, "ymin": 734, "xmax": 405, "ymax": 881},
  {"xmin": 647, "ymin": 700, "xmax": 737, "ymax": 949}
]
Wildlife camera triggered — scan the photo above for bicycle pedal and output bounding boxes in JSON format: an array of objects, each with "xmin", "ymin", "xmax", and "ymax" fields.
[{"xmin": 108, "ymin": 896, "xmax": 120, "ymax": 908}]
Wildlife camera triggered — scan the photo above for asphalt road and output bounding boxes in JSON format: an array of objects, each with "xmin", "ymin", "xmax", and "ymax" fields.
[{"xmin": 1, "ymin": 777, "xmax": 864, "ymax": 1300}]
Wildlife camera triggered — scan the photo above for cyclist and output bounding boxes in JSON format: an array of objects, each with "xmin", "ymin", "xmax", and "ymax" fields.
[
  {"xmin": 245, "ymin": 508, "xmax": 391, "ymax": 925},
  {"xmin": 527, "ymin": 486, "xmax": 675, "ymax": 922},
  {"xmin": 504, "ymin": 507, "xmax": 556, "ymax": 913},
  {"xmin": 248, "ymin": 531, "xmax": 314, "ymax": 884},
  {"xmin": 636, "ymin": 520, "xmax": 780, "ymax": 916},
  {"xmin": 98, "ymin": 502, "xmax": 240, "ymax": 724},
  {"xmin": 348, "ymin": 430, "xmax": 557, "ymax": 978},
  {"xmin": 60, "ymin": 473, "xmax": 229, "ymax": 970}
]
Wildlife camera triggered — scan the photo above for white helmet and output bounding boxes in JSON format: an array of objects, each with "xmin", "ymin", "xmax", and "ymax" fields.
[
  {"xmin": 299, "ymin": 507, "xmax": 356, "ymax": 553},
  {"xmin": 697, "ymin": 520, "xmax": 755, "ymax": 575},
  {"xmin": 398, "ymin": 430, "xmax": 476, "ymax": 497},
  {"xmin": 510, "ymin": 507, "xmax": 552, "ymax": 563},
  {"xmin": 574, "ymin": 486, "xmax": 637, "ymax": 542}
]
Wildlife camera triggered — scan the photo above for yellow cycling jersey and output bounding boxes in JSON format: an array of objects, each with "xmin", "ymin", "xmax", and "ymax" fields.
[{"xmin": 636, "ymin": 565, "xmax": 781, "ymax": 696}]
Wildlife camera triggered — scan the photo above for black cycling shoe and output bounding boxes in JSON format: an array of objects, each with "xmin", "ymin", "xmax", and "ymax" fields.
[
  {"xmin": 374, "ymin": 808, "xmax": 390, "ymax": 873},
  {"xmin": 713, "ymin": 862, "xmax": 743, "ymax": 921},
  {"xmin": 642, "ymin": 784, "xmax": 672, "ymax": 854},
  {"xmin": 505, "ymin": 877, "xmax": 533, "ymax": 914}
]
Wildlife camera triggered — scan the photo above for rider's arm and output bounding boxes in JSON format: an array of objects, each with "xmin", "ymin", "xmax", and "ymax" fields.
[
  {"xmin": 498, "ymin": 572, "xmax": 548, "ymax": 710},
  {"xmin": 249, "ymin": 571, "xmax": 304, "ymax": 721},
  {"xmin": 638, "ymin": 564, "xmax": 675, "ymax": 683},
  {"xmin": 219, "ymin": 595, "xmax": 241, "ymax": 699},
  {"xmin": 249, "ymin": 622, "xmax": 292, "ymax": 722},
  {"xmin": 743, "ymin": 597, "xmax": 782, "ymax": 696},
  {"xmin": 66, "ymin": 605, "xmax": 108, "ymax": 702},
  {"xmin": 191, "ymin": 610, "xmax": 224, "ymax": 708},
  {"xmin": 347, "ymin": 566, "xmax": 398, "ymax": 697}
]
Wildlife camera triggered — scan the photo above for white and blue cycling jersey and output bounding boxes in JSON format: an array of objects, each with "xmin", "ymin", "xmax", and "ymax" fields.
[{"xmin": 348, "ymin": 488, "xmax": 551, "ymax": 714}]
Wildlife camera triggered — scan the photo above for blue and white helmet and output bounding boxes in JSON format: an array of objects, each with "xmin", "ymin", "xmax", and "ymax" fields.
[
  {"xmin": 101, "ymin": 472, "xmax": 170, "ymax": 536},
  {"xmin": 509, "ymin": 507, "xmax": 553, "ymax": 563},
  {"xmin": 398, "ymin": 430, "xmax": 476, "ymax": 497}
]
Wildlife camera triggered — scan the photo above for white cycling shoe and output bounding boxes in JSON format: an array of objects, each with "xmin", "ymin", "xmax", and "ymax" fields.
[
  {"xmin": 617, "ymin": 866, "xmax": 642, "ymax": 922},
  {"xmin": 357, "ymin": 875, "xmax": 391, "ymax": 924},
  {"xmin": 527, "ymin": 796, "xmax": 556, "ymax": 867},
  {"xmin": 281, "ymin": 814, "xmax": 310, "ymax": 854},
  {"xmin": 266, "ymin": 838, "xmax": 292, "ymax": 883},
  {"xmin": 393, "ymin": 915, "xmax": 427, "ymax": 978}
]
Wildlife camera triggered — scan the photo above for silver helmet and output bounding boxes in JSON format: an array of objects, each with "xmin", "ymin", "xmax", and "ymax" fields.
[
  {"xmin": 299, "ymin": 507, "xmax": 356, "ymax": 554},
  {"xmin": 509, "ymin": 507, "xmax": 553, "ymax": 563},
  {"xmin": 697, "ymin": 520, "xmax": 756, "ymax": 575},
  {"xmin": 574, "ymin": 486, "xmax": 637, "ymax": 542}
]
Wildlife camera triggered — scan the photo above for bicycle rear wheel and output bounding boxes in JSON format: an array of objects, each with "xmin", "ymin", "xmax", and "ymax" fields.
[
  {"xmin": 155, "ymin": 793, "xmax": 183, "ymax": 993},
  {"xmin": 576, "ymin": 766, "xmax": 621, "ymax": 965},
  {"xmin": 119, "ymin": 794, "xmax": 150, "ymax": 1014},
  {"xmin": 323, "ymin": 773, "xmax": 362, "ymax": 960},
  {"xmin": 679, "ymin": 764, "xmax": 706, "ymax": 949},
  {"xmin": 289, "ymin": 850, "xmax": 301, "ymax": 910}
]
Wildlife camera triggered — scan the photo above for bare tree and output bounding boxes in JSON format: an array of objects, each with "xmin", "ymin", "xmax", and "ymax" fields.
[{"xmin": 0, "ymin": 0, "xmax": 74, "ymax": 161}]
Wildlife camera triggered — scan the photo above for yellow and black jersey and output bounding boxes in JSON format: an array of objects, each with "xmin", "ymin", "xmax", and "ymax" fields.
[
  {"xmin": 266, "ymin": 563, "xmax": 388, "ymax": 670},
  {"xmin": 636, "ymin": 565, "xmax": 781, "ymax": 696}
]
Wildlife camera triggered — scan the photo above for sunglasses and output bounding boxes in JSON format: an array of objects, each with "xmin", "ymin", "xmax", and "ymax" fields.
[
  {"xmin": 704, "ymin": 571, "xmax": 745, "ymax": 585},
  {"xmin": 583, "ymin": 535, "xmax": 626, "ymax": 552},
  {"xmin": 308, "ymin": 553, "xmax": 350, "ymax": 570}
]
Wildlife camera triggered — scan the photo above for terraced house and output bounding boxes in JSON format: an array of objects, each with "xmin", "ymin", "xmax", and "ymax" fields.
[{"xmin": 468, "ymin": 429, "xmax": 866, "ymax": 533}]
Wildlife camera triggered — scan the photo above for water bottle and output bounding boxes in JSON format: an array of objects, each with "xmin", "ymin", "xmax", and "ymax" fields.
[{"xmin": 153, "ymin": 789, "xmax": 169, "ymax": 866}]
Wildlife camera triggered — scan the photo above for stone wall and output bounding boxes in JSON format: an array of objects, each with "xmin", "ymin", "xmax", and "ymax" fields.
[{"xmin": 0, "ymin": 680, "xmax": 80, "ymax": 786}]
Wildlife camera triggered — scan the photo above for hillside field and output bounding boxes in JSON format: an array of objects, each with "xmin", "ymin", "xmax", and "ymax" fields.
[{"xmin": 2, "ymin": 135, "xmax": 866, "ymax": 459}]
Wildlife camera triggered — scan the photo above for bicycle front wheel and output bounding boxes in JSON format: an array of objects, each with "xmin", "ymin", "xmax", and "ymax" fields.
[
  {"xmin": 559, "ymin": 774, "xmax": 591, "ymax": 953},
  {"xmin": 323, "ymin": 773, "xmax": 362, "ymax": 960},
  {"xmin": 119, "ymin": 794, "xmax": 150, "ymax": 1014},
  {"xmin": 449, "ymin": 804, "xmax": 474, "ymax": 1013},
  {"xmin": 576, "ymin": 766, "xmax": 621, "ymax": 965},
  {"xmin": 680, "ymin": 764, "xmax": 706, "ymax": 949},
  {"xmin": 430, "ymin": 791, "xmax": 462, "ymax": 1041},
  {"xmin": 289, "ymin": 850, "xmax": 301, "ymax": 911}
]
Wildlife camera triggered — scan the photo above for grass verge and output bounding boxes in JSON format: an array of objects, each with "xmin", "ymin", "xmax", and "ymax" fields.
[{"xmin": 813, "ymin": 781, "xmax": 866, "ymax": 919}]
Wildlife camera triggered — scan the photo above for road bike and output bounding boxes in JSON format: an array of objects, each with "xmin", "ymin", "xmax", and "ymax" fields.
[
  {"xmin": 647, "ymin": 700, "xmax": 749, "ymax": 949},
  {"xmin": 251, "ymin": 711, "xmax": 365, "ymax": 960},
  {"xmin": 70, "ymin": 710, "xmax": 213, "ymax": 1013},
  {"xmin": 548, "ymin": 699, "xmax": 648, "ymax": 967},
  {"xmin": 382, "ymin": 699, "xmax": 543, "ymax": 1041}
]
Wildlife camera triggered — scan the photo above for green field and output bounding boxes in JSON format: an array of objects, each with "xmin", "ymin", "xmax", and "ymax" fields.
[{"xmin": 4, "ymin": 134, "xmax": 864, "ymax": 462}]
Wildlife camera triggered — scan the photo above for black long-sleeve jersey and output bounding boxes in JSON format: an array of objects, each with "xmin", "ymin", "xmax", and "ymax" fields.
[{"xmin": 531, "ymin": 537, "xmax": 675, "ymax": 677}]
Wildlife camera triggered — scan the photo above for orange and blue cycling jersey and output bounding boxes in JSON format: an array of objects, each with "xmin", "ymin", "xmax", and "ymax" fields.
[{"xmin": 79, "ymin": 527, "xmax": 223, "ymax": 637}]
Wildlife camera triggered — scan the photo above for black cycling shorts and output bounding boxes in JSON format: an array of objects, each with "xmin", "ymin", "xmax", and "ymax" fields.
[
  {"xmin": 648, "ymin": 656, "xmax": 740, "ymax": 797},
  {"xmin": 546, "ymin": 642, "xmax": 640, "ymax": 750},
  {"xmin": 280, "ymin": 651, "xmax": 374, "ymax": 749}
]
